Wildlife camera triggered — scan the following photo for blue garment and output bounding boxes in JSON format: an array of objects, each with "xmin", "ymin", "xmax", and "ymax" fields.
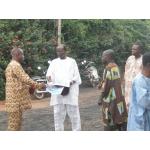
[{"xmin": 127, "ymin": 73, "xmax": 150, "ymax": 131}]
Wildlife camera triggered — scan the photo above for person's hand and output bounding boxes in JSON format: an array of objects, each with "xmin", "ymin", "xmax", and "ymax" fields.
[
  {"xmin": 39, "ymin": 82, "xmax": 46, "ymax": 89},
  {"xmin": 29, "ymin": 85, "xmax": 35, "ymax": 95},
  {"xmin": 98, "ymin": 93, "xmax": 103, "ymax": 106},
  {"xmin": 47, "ymin": 76, "xmax": 51, "ymax": 82},
  {"xmin": 70, "ymin": 80, "xmax": 76, "ymax": 86},
  {"xmin": 126, "ymin": 102, "xmax": 130, "ymax": 112},
  {"xmin": 97, "ymin": 81, "xmax": 103, "ymax": 90}
]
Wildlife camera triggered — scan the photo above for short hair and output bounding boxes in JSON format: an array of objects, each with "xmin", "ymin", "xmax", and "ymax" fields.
[
  {"xmin": 133, "ymin": 41, "xmax": 143, "ymax": 51},
  {"xmin": 11, "ymin": 47, "xmax": 23, "ymax": 57},
  {"xmin": 103, "ymin": 49, "xmax": 115, "ymax": 59},
  {"xmin": 142, "ymin": 52, "xmax": 150, "ymax": 67}
]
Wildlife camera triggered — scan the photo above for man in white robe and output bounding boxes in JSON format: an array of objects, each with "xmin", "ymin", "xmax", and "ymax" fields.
[
  {"xmin": 124, "ymin": 42, "xmax": 142, "ymax": 110},
  {"xmin": 46, "ymin": 44, "xmax": 82, "ymax": 131}
]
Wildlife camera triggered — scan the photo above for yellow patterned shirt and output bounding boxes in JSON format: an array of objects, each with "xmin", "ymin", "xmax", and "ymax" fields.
[
  {"xmin": 5, "ymin": 60, "xmax": 40, "ymax": 112},
  {"xmin": 124, "ymin": 55, "xmax": 142, "ymax": 106}
]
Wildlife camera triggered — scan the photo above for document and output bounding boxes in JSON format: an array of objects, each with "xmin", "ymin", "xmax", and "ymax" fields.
[{"xmin": 46, "ymin": 85, "xmax": 64, "ymax": 95}]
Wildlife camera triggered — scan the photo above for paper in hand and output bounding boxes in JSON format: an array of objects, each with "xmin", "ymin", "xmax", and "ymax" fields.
[{"xmin": 46, "ymin": 84, "xmax": 64, "ymax": 95}]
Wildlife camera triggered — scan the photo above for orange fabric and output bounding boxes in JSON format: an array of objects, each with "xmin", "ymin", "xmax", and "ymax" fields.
[{"xmin": 5, "ymin": 60, "xmax": 41, "ymax": 112}]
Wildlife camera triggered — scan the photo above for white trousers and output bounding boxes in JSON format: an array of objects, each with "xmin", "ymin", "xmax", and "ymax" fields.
[{"xmin": 53, "ymin": 104, "xmax": 81, "ymax": 131}]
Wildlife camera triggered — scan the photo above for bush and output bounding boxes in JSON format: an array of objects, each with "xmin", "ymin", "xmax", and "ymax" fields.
[
  {"xmin": 0, "ymin": 58, "xmax": 8, "ymax": 100},
  {"xmin": 1, "ymin": 19, "xmax": 150, "ymax": 100}
]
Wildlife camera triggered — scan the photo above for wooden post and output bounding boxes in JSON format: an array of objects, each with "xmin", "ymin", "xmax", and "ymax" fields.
[{"xmin": 57, "ymin": 19, "xmax": 61, "ymax": 46}]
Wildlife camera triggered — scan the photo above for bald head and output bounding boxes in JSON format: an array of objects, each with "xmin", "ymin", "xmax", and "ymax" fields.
[
  {"xmin": 11, "ymin": 47, "xmax": 24, "ymax": 63},
  {"xmin": 102, "ymin": 49, "xmax": 115, "ymax": 65},
  {"xmin": 56, "ymin": 44, "xmax": 66, "ymax": 59},
  {"xmin": 131, "ymin": 42, "xmax": 142, "ymax": 58},
  {"xmin": 56, "ymin": 44, "xmax": 66, "ymax": 50},
  {"xmin": 11, "ymin": 47, "xmax": 23, "ymax": 56}
]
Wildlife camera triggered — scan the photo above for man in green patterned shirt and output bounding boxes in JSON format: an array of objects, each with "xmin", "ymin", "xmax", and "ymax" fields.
[{"xmin": 98, "ymin": 49, "xmax": 127, "ymax": 131}]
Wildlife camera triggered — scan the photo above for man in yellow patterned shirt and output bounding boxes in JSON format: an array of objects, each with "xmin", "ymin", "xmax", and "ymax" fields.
[
  {"xmin": 5, "ymin": 47, "xmax": 45, "ymax": 131},
  {"xmin": 124, "ymin": 42, "xmax": 142, "ymax": 110}
]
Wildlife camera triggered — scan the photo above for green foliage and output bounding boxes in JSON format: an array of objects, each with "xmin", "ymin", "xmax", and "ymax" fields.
[
  {"xmin": 0, "ymin": 20, "xmax": 57, "ymax": 100},
  {"xmin": 0, "ymin": 57, "xmax": 8, "ymax": 99},
  {"xmin": 0, "ymin": 19, "xmax": 150, "ymax": 100},
  {"xmin": 62, "ymin": 19, "xmax": 150, "ymax": 73}
]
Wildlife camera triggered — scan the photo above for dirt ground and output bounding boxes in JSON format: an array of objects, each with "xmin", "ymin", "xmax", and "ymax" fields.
[{"xmin": 0, "ymin": 87, "xmax": 104, "ymax": 131}]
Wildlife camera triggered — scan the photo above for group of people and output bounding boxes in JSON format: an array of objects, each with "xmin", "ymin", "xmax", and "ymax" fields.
[
  {"xmin": 4, "ymin": 42, "xmax": 150, "ymax": 131},
  {"xmin": 5, "ymin": 45, "xmax": 81, "ymax": 131},
  {"xmin": 98, "ymin": 42, "xmax": 150, "ymax": 131}
]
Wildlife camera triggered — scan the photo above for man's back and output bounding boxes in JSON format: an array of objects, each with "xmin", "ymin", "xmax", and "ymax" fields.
[{"xmin": 5, "ymin": 60, "xmax": 32, "ymax": 112}]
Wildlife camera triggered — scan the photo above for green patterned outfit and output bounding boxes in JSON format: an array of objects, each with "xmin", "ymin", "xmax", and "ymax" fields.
[{"xmin": 101, "ymin": 63, "xmax": 127, "ymax": 131}]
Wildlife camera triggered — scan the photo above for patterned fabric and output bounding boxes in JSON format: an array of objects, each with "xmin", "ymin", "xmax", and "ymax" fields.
[
  {"xmin": 124, "ymin": 55, "xmax": 142, "ymax": 106},
  {"xmin": 100, "ymin": 63, "xmax": 127, "ymax": 127},
  {"xmin": 8, "ymin": 111, "xmax": 22, "ymax": 131},
  {"xmin": 5, "ymin": 60, "xmax": 41, "ymax": 112},
  {"xmin": 53, "ymin": 104, "xmax": 81, "ymax": 131}
]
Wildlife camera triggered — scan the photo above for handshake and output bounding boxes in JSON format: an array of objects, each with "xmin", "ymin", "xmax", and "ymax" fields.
[
  {"xmin": 38, "ymin": 82, "xmax": 46, "ymax": 89},
  {"xmin": 29, "ymin": 82, "xmax": 46, "ymax": 95}
]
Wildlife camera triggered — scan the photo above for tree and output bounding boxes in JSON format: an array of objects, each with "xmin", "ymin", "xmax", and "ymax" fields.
[{"xmin": 0, "ymin": 19, "xmax": 150, "ymax": 100}]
